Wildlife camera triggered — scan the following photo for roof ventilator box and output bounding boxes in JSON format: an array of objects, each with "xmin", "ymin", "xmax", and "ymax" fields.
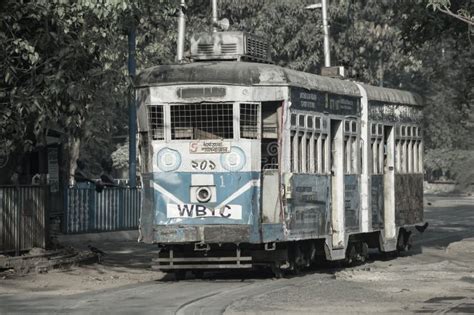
[{"xmin": 190, "ymin": 31, "xmax": 272, "ymax": 63}]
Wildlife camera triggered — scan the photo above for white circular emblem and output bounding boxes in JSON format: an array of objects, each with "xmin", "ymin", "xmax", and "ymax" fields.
[
  {"xmin": 156, "ymin": 148, "xmax": 181, "ymax": 172},
  {"xmin": 220, "ymin": 146, "xmax": 246, "ymax": 171}
]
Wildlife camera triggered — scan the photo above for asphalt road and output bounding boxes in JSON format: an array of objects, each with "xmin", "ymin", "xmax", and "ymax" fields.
[{"xmin": 1, "ymin": 195, "xmax": 473, "ymax": 314}]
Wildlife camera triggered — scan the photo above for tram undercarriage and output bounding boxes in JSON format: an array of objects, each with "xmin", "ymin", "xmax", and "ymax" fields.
[{"xmin": 152, "ymin": 227, "xmax": 415, "ymax": 280}]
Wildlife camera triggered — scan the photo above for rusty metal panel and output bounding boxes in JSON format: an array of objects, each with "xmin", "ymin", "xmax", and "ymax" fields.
[
  {"xmin": 395, "ymin": 174, "xmax": 424, "ymax": 225},
  {"xmin": 288, "ymin": 174, "xmax": 330, "ymax": 237},
  {"xmin": 344, "ymin": 175, "xmax": 360, "ymax": 231},
  {"xmin": 0, "ymin": 186, "xmax": 47, "ymax": 255}
]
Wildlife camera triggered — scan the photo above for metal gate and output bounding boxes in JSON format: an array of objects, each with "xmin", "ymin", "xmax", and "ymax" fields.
[
  {"xmin": 65, "ymin": 185, "xmax": 141, "ymax": 234},
  {"xmin": 0, "ymin": 186, "xmax": 48, "ymax": 254}
]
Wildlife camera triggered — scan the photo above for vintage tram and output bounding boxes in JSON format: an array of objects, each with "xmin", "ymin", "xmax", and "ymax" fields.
[{"xmin": 135, "ymin": 31, "xmax": 424, "ymax": 278}]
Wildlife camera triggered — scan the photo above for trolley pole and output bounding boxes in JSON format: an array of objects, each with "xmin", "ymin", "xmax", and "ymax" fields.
[{"xmin": 128, "ymin": 25, "xmax": 137, "ymax": 188}]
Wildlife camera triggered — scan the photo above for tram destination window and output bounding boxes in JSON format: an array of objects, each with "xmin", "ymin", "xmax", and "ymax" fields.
[
  {"xmin": 170, "ymin": 103, "xmax": 233, "ymax": 140},
  {"xmin": 148, "ymin": 105, "xmax": 164, "ymax": 140},
  {"xmin": 240, "ymin": 103, "xmax": 260, "ymax": 139}
]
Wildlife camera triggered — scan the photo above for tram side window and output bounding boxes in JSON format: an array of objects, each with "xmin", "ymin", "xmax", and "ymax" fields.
[
  {"xmin": 240, "ymin": 103, "xmax": 260, "ymax": 139},
  {"xmin": 289, "ymin": 113, "xmax": 328, "ymax": 174},
  {"xmin": 344, "ymin": 120, "xmax": 359, "ymax": 174},
  {"xmin": 371, "ymin": 123, "xmax": 383, "ymax": 175},
  {"xmin": 148, "ymin": 105, "xmax": 164, "ymax": 140},
  {"xmin": 395, "ymin": 125, "xmax": 423, "ymax": 174}
]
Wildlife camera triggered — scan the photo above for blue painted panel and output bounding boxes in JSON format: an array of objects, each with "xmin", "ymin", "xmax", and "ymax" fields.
[
  {"xmin": 152, "ymin": 171, "xmax": 260, "ymax": 226},
  {"xmin": 287, "ymin": 175, "xmax": 330, "ymax": 237},
  {"xmin": 344, "ymin": 175, "xmax": 360, "ymax": 231}
]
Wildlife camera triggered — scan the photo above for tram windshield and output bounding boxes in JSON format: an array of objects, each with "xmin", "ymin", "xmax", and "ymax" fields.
[
  {"xmin": 171, "ymin": 103, "xmax": 234, "ymax": 140},
  {"xmin": 148, "ymin": 103, "xmax": 260, "ymax": 141}
]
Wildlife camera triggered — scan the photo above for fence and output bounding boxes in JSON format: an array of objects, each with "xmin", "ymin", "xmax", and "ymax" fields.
[
  {"xmin": 65, "ymin": 185, "xmax": 141, "ymax": 234},
  {"xmin": 0, "ymin": 185, "xmax": 48, "ymax": 255}
]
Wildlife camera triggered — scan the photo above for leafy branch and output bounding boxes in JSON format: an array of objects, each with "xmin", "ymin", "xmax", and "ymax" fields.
[{"xmin": 427, "ymin": 0, "xmax": 474, "ymax": 25}]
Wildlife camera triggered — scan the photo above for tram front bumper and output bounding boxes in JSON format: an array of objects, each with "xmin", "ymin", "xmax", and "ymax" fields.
[{"xmin": 153, "ymin": 225, "xmax": 251, "ymax": 244}]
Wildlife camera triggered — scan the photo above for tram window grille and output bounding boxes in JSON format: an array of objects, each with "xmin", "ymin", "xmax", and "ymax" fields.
[
  {"xmin": 313, "ymin": 134, "xmax": 320, "ymax": 173},
  {"xmin": 298, "ymin": 132, "xmax": 304, "ymax": 172},
  {"xmin": 344, "ymin": 137, "xmax": 349, "ymax": 174},
  {"xmin": 315, "ymin": 116, "xmax": 321, "ymax": 130},
  {"xmin": 351, "ymin": 136, "xmax": 358, "ymax": 173},
  {"xmin": 291, "ymin": 114, "xmax": 297, "ymax": 126},
  {"xmin": 372, "ymin": 123, "xmax": 377, "ymax": 135},
  {"xmin": 345, "ymin": 121, "xmax": 351, "ymax": 133},
  {"xmin": 321, "ymin": 135, "xmax": 327, "ymax": 173},
  {"xmin": 298, "ymin": 115, "xmax": 305, "ymax": 127},
  {"xmin": 352, "ymin": 121, "xmax": 357, "ymax": 133},
  {"xmin": 307, "ymin": 116, "xmax": 313, "ymax": 129},
  {"xmin": 290, "ymin": 131, "xmax": 296, "ymax": 172},
  {"xmin": 395, "ymin": 140, "xmax": 401, "ymax": 173},
  {"xmin": 240, "ymin": 103, "xmax": 260, "ymax": 139},
  {"xmin": 306, "ymin": 134, "xmax": 312, "ymax": 172},
  {"xmin": 170, "ymin": 103, "xmax": 233, "ymax": 140},
  {"xmin": 148, "ymin": 105, "xmax": 164, "ymax": 140}
]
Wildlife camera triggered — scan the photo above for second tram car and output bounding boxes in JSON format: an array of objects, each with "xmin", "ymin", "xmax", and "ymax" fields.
[{"xmin": 135, "ymin": 31, "xmax": 424, "ymax": 278}]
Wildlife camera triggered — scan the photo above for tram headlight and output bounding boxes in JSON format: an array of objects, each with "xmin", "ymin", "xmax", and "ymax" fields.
[
  {"xmin": 156, "ymin": 148, "xmax": 181, "ymax": 172},
  {"xmin": 196, "ymin": 186, "xmax": 212, "ymax": 203},
  {"xmin": 220, "ymin": 146, "xmax": 246, "ymax": 171}
]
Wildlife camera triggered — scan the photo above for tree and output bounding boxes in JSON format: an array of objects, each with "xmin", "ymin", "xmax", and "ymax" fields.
[
  {"xmin": 1, "ymin": 0, "xmax": 134, "ymax": 183},
  {"xmin": 427, "ymin": 0, "xmax": 474, "ymax": 25}
]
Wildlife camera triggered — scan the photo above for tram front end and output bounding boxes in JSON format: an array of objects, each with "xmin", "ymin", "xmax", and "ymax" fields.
[{"xmin": 136, "ymin": 84, "xmax": 264, "ymax": 272}]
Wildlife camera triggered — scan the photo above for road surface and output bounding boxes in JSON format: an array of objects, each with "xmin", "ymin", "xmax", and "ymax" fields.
[{"xmin": 1, "ymin": 195, "xmax": 473, "ymax": 314}]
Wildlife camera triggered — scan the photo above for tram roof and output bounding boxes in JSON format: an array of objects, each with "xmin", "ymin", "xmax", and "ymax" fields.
[
  {"xmin": 136, "ymin": 61, "xmax": 360, "ymax": 97},
  {"xmin": 362, "ymin": 84, "xmax": 423, "ymax": 106},
  {"xmin": 136, "ymin": 61, "xmax": 422, "ymax": 106}
]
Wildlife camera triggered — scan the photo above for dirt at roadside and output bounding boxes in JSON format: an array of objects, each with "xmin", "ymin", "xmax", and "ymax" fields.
[{"xmin": 0, "ymin": 239, "xmax": 164, "ymax": 296}]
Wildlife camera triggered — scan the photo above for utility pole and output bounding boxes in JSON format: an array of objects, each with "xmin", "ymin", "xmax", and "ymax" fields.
[
  {"xmin": 321, "ymin": 0, "xmax": 331, "ymax": 67},
  {"xmin": 212, "ymin": 0, "xmax": 218, "ymax": 32},
  {"xmin": 305, "ymin": 0, "xmax": 330, "ymax": 67},
  {"xmin": 177, "ymin": 0, "xmax": 186, "ymax": 62},
  {"xmin": 307, "ymin": 0, "xmax": 345, "ymax": 78},
  {"xmin": 128, "ymin": 25, "xmax": 137, "ymax": 188}
]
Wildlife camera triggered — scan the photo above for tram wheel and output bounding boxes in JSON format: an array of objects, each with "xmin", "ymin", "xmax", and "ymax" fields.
[
  {"xmin": 173, "ymin": 270, "xmax": 187, "ymax": 281},
  {"xmin": 192, "ymin": 270, "xmax": 204, "ymax": 279},
  {"xmin": 270, "ymin": 264, "xmax": 283, "ymax": 279}
]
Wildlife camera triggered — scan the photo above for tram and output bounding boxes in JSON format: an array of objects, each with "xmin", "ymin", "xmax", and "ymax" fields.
[{"xmin": 135, "ymin": 31, "xmax": 424, "ymax": 278}]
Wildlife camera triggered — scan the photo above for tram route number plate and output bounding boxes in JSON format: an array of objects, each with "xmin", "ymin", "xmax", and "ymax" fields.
[
  {"xmin": 167, "ymin": 204, "xmax": 242, "ymax": 220},
  {"xmin": 189, "ymin": 141, "xmax": 231, "ymax": 154}
]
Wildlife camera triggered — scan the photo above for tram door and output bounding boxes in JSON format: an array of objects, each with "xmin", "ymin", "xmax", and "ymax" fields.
[
  {"xmin": 383, "ymin": 125, "xmax": 396, "ymax": 240},
  {"xmin": 330, "ymin": 119, "xmax": 345, "ymax": 249},
  {"xmin": 261, "ymin": 102, "xmax": 282, "ymax": 223}
]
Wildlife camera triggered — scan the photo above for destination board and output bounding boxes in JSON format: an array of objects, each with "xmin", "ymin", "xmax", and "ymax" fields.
[
  {"xmin": 290, "ymin": 87, "xmax": 360, "ymax": 116},
  {"xmin": 369, "ymin": 101, "xmax": 423, "ymax": 123},
  {"xmin": 189, "ymin": 140, "xmax": 231, "ymax": 154}
]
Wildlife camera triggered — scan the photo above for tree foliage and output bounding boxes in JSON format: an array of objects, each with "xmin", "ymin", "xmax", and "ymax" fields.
[{"xmin": 0, "ymin": 0, "xmax": 472, "ymax": 182}]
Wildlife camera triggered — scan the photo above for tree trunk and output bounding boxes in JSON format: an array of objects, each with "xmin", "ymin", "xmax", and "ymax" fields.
[{"xmin": 67, "ymin": 137, "xmax": 81, "ymax": 186}]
